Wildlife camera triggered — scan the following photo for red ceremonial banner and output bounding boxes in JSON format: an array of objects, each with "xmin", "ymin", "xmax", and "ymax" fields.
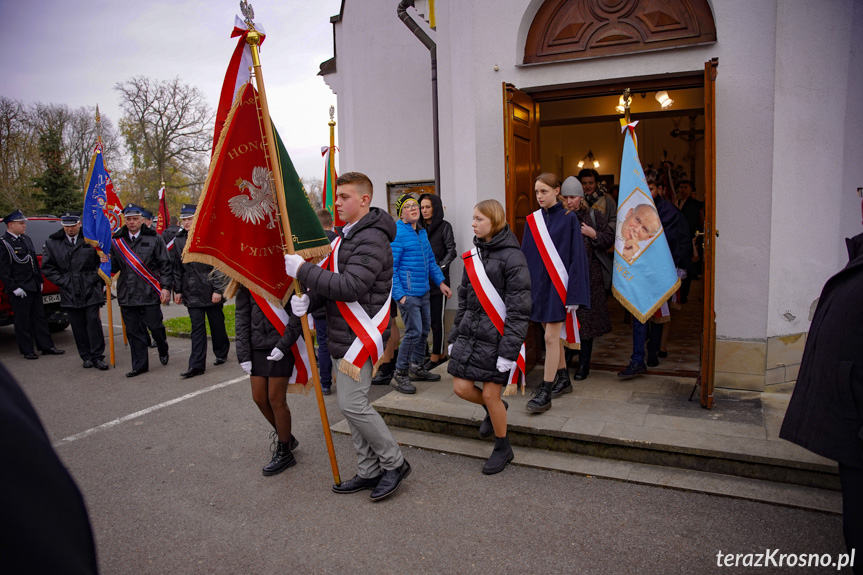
[{"xmin": 186, "ymin": 83, "xmax": 293, "ymax": 303}]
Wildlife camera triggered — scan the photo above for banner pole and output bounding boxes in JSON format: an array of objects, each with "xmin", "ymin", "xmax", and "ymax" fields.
[
  {"xmin": 328, "ymin": 106, "xmax": 336, "ymax": 214},
  {"xmin": 95, "ymin": 106, "xmax": 117, "ymax": 367},
  {"xmin": 244, "ymin": 25, "xmax": 341, "ymax": 487}
]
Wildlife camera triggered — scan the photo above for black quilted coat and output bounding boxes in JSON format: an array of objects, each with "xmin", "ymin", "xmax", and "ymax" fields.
[
  {"xmin": 234, "ymin": 285, "xmax": 302, "ymax": 364},
  {"xmin": 171, "ymin": 229, "xmax": 226, "ymax": 308},
  {"xmin": 447, "ymin": 225, "xmax": 531, "ymax": 384},
  {"xmin": 41, "ymin": 229, "xmax": 105, "ymax": 308},
  {"xmin": 297, "ymin": 208, "xmax": 396, "ymax": 360}
]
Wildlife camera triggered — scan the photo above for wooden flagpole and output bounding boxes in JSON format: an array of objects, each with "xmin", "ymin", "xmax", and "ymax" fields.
[
  {"xmin": 242, "ymin": 5, "xmax": 341, "ymax": 486},
  {"xmin": 95, "ymin": 106, "xmax": 117, "ymax": 367}
]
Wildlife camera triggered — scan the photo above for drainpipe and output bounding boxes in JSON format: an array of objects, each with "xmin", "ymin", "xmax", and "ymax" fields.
[{"xmin": 397, "ymin": 0, "xmax": 440, "ymax": 199}]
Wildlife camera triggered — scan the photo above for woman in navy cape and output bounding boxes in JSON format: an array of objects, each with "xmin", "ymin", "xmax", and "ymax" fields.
[{"xmin": 521, "ymin": 173, "xmax": 590, "ymax": 413}]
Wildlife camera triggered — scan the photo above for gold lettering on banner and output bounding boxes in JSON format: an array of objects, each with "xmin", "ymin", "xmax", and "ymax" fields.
[
  {"xmin": 613, "ymin": 259, "xmax": 634, "ymax": 282},
  {"xmin": 227, "ymin": 139, "xmax": 267, "ymax": 161},
  {"xmin": 240, "ymin": 242, "xmax": 285, "ymax": 257}
]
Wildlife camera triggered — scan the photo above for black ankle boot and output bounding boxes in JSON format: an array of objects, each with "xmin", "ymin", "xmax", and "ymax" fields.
[
  {"xmin": 479, "ymin": 400, "xmax": 509, "ymax": 438},
  {"xmin": 371, "ymin": 361, "xmax": 394, "ymax": 385},
  {"xmin": 526, "ymin": 380, "xmax": 553, "ymax": 413},
  {"xmin": 263, "ymin": 441, "xmax": 297, "ymax": 476},
  {"xmin": 550, "ymin": 367, "xmax": 573, "ymax": 399},
  {"xmin": 482, "ymin": 436, "xmax": 514, "ymax": 475},
  {"xmin": 574, "ymin": 338, "xmax": 593, "ymax": 381}
]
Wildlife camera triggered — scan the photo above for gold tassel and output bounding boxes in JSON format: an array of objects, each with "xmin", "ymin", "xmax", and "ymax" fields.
[
  {"xmin": 503, "ymin": 383, "xmax": 516, "ymax": 397},
  {"xmin": 612, "ymin": 277, "xmax": 681, "ymax": 324},
  {"xmin": 338, "ymin": 360, "xmax": 362, "ymax": 381},
  {"xmin": 286, "ymin": 382, "xmax": 312, "ymax": 396},
  {"xmin": 562, "ymin": 339, "xmax": 581, "ymax": 350}
]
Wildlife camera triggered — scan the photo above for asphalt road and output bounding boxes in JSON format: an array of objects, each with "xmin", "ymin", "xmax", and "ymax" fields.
[{"xmin": 2, "ymin": 314, "xmax": 851, "ymax": 575}]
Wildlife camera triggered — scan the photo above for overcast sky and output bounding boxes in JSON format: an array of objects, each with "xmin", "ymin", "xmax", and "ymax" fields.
[{"xmin": 0, "ymin": 0, "xmax": 342, "ymax": 180}]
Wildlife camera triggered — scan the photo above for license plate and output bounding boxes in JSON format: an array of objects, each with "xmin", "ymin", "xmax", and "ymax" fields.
[{"xmin": 42, "ymin": 294, "xmax": 61, "ymax": 304}]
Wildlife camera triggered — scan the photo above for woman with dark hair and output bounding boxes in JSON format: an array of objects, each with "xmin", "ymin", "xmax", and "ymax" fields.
[
  {"xmin": 230, "ymin": 280, "xmax": 303, "ymax": 476},
  {"xmin": 521, "ymin": 173, "xmax": 590, "ymax": 413},
  {"xmin": 560, "ymin": 176, "xmax": 613, "ymax": 380},
  {"xmin": 419, "ymin": 193, "xmax": 456, "ymax": 371},
  {"xmin": 449, "ymin": 199, "xmax": 531, "ymax": 474}
]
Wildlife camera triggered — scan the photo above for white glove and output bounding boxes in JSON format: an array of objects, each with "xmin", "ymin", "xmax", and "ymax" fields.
[
  {"xmin": 266, "ymin": 347, "xmax": 284, "ymax": 362},
  {"xmin": 448, "ymin": 344, "xmax": 453, "ymax": 356},
  {"xmin": 566, "ymin": 305, "xmax": 578, "ymax": 313},
  {"xmin": 13, "ymin": 288, "xmax": 26, "ymax": 298},
  {"xmin": 677, "ymin": 268, "xmax": 688, "ymax": 280},
  {"xmin": 496, "ymin": 356, "xmax": 516, "ymax": 373},
  {"xmin": 284, "ymin": 253, "xmax": 305, "ymax": 278},
  {"xmin": 240, "ymin": 361, "xmax": 252, "ymax": 375},
  {"xmin": 291, "ymin": 294, "xmax": 310, "ymax": 317}
]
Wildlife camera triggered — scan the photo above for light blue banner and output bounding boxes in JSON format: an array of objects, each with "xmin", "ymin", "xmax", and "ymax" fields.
[{"xmin": 611, "ymin": 124, "xmax": 679, "ymax": 323}]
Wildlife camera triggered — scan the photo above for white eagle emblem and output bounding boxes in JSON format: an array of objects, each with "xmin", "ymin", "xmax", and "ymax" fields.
[{"xmin": 229, "ymin": 166, "xmax": 278, "ymax": 228}]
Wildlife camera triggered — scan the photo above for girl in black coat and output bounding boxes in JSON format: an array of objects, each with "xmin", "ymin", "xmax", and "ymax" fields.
[
  {"xmin": 230, "ymin": 281, "xmax": 303, "ymax": 476},
  {"xmin": 448, "ymin": 200, "xmax": 531, "ymax": 474}
]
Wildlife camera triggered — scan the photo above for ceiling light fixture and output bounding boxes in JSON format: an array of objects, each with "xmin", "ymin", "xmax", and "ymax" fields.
[
  {"xmin": 578, "ymin": 150, "xmax": 600, "ymax": 170},
  {"xmin": 655, "ymin": 90, "xmax": 674, "ymax": 109}
]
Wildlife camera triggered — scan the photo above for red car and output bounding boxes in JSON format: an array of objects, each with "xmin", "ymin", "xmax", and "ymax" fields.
[{"xmin": 0, "ymin": 216, "xmax": 70, "ymax": 332}]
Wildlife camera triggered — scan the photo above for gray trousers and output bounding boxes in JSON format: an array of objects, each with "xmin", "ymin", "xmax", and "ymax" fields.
[{"xmin": 335, "ymin": 358, "xmax": 404, "ymax": 478}]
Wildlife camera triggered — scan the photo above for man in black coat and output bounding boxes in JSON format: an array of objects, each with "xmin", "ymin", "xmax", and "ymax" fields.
[
  {"xmin": 111, "ymin": 204, "xmax": 172, "ymax": 377},
  {"xmin": 41, "ymin": 212, "xmax": 109, "ymax": 370},
  {"xmin": 0, "ymin": 361, "xmax": 98, "ymax": 574},
  {"xmin": 0, "ymin": 210, "xmax": 64, "ymax": 360},
  {"xmin": 171, "ymin": 204, "xmax": 230, "ymax": 378},
  {"xmin": 780, "ymin": 232, "xmax": 863, "ymax": 574}
]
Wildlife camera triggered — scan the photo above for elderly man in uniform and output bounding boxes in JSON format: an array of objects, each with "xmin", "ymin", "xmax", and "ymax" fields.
[
  {"xmin": 171, "ymin": 204, "xmax": 230, "ymax": 378},
  {"xmin": 111, "ymin": 204, "xmax": 172, "ymax": 377},
  {"xmin": 41, "ymin": 212, "xmax": 109, "ymax": 370},
  {"xmin": 0, "ymin": 210, "xmax": 64, "ymax": 360}
]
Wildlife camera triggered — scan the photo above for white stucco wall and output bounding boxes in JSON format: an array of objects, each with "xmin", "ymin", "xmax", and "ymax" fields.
[
  {"xmin": 766, "ymin": 0, "xmax": 856, "ymax": 336},
  {"xmin": 323, "ymin": 1, "xmax": 436, "ymax": 208},
  {"xmin": 323, "ymin": 0, "xmax": 862, "ymax": 343}
]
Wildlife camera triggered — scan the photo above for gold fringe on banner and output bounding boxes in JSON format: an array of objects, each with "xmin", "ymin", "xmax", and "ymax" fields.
[{"xmin": 612, "ymin": 277, "xmax": 681, "ymax": 325}]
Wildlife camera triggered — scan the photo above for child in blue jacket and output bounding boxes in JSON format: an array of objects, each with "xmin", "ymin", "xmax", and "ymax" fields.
[{"xmin": 391, "ymin": 193, "xmax": 453, "ymax": 393}]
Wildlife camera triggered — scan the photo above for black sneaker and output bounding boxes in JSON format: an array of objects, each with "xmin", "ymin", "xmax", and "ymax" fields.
[
  {"xmin": 391, "ymin": 370, "xmax": 416, "ymax": 394},
  {"xmin": 618, "ymin": 361, "xmax": 647, "ymax": 378},
  {"xmin": 409, "ymin": 364, "xmax": 441, "ymax": 382}
]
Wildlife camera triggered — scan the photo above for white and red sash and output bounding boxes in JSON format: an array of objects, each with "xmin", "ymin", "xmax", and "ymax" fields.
[
  {"xmin": 322, "ymin": 236, "xmax": 391, "ymax": 378},
  {"xmin": 166, "ymin": 238, "xmax": 175, "ymax": 251},
  {"xmin": 250, "ymin": 292, "xmax": 311, "ymax": 384},
  {"xmin": 525, "ymin": 209, "xmax": 581, "ymax": 347},
  {"xmin": 463, "ymin": 248, "xmax": 527, "ymax": 394},
  {"xmin": 112, "ymin": 237, "xmax": 161, "ymax": 295}
]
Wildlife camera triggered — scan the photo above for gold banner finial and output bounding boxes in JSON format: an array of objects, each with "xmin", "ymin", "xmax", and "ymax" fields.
[
  {"xmin": 328, "ymin": 105, "xmax": 335, "ymax": 128},
  {"xmin": 95, "ymin": 104, "xmax": 101, "ymax": 124}
]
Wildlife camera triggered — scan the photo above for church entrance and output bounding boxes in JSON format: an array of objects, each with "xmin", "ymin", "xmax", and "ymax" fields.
[{"xmin": 503, "ymin": 62, "xmax": 718, "ymax": 406}]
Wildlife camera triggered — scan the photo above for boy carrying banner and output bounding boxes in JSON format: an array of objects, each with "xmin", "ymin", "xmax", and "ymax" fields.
[{"xmin": 284, "ymin": 172, "xmax": 411, "ymax": 502}]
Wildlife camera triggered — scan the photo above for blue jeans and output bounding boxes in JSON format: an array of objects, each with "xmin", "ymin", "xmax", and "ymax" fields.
[
  {"xmin": 315, "ymin": 316, "xmax": 332, "ymax": 385},
  {"xmin": 396, "ymin": 292, "xmax": 430, "ymax": 371},
  {"xmin": 631, "ymin": 319, "xmax": 662, "ymax": 364}
]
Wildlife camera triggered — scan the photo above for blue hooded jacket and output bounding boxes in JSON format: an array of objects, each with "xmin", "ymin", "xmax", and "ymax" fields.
[{"xmin": 391, "ymin": 219, "xmax": 445, "ymax": 301}]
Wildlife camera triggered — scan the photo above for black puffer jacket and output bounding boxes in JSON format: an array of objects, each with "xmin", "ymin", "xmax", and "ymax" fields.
[
  {"xmin": 447, "ymin": 225, "xmax": 531, "ymax": 384},
  {"xmin": 41, "ymin": 229, "xmax": 105, "ymax": 308},
  {"xmin": 111, "ymin": 226, "xmax": 173, "ymax": 306},
  {"xmin": 297, "ymin": 208, "xmax": 396, "ymax": 360},
  {"xmin": 171, "ymin": 229, "xmax": 226, "ymax": 308},
  {"xmin": 419, "ymin": 193, "xmax": 456, "ymax": 293},
  {"xmin": 234, "ymin": 285, "xmax": 302, "ymax": 364}
]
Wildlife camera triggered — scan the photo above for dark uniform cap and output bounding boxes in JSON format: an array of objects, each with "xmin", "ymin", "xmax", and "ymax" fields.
[
  {"xmin": 180, "ymin": 204, "xmax": 197, "ymax": 218},
  {"xmin": 60, "ymin": 211, "xmax": 82, "ymax": 226},
  {"xmin": 123, "ymin": 203, "xmax": 145, "ymax": 216},
  {"xmin": 2, "ymin": 209, "xmax": 26, "ymax": 224},
  {"xmin": 141, "ymin": 208, "xmax": 154, "ymax": 220}
]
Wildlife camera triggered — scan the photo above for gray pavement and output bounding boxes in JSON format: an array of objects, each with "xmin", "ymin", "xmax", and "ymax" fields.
[{"xmin": 2, "ymin": 317, "xmax": 852, "ymax": 574}]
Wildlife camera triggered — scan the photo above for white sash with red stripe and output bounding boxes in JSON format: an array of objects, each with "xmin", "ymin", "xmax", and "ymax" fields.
[
  {"xmin": 463, "ymin": 248, "xmax": 527, "ymax": 394},
  {"xmin": 166, "ymin": 238, "xmax": 175, "ymax": 251},
  {"xmin": 112, "ymin": 237, "xmax": 161, "ymax": 295},
  {"xmin": 322, "ymin": 236, "xmax": 391, "ymax": 379},
  {"xmin": 525, "ymin": 209, "xmax": 581, "ymax": 347},
  {"xmin": 251, "ymin": 292, "xmax": 312, "ymax": 384}
]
